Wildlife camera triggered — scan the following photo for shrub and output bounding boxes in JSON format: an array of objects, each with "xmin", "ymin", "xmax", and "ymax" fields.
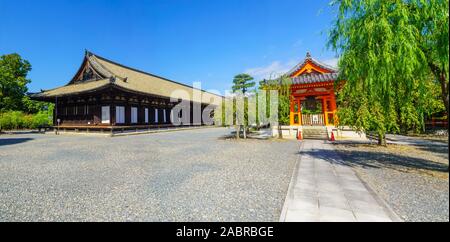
[
  {"xmin": 22, "ymin": 114, "xmax": 34, "ymax": 129},
  {"xmin": 0, "ymin": 111, "xmax": 52, "ymax": 131},
  {"xmin": 0, "ymin": 111, "xmax": 24, "ymax": 130},
  {"xmin": 32, "ymin": 112, "xmax": 52, "ymax": 129},
  {"xmin": 0, "ymin": 113, "xmax": 13, "ymax": 130}
]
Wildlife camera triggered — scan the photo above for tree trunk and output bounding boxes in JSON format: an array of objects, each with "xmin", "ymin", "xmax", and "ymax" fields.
[
  {"xmin": 439, "ymin": 72, "xmax": 449, "ymax": 116},
  {"xmin": 235, "ymin": 125, "xmax": 240, "ymax": 139},
  {"xmin": 278, "ymin": 124, "xmax": 283, "ymax": 139},
  {"xmin": 378, "ymin": 132, "xmax": 387, "ymax": 146},
  {"xmin": 243, "ymin": 125, "xmax": 247, "ymax": 139},
  {"xmin": 429, "ymin": 62, "xmax": 449, "ymax": 115}
]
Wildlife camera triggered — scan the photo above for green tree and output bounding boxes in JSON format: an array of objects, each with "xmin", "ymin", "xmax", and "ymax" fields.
[
  {"xmin": 0, "ymin": 53, "xmax": 54, "ymax": 131},
  {"xmin": 231, "ymin": 74, "xmax": 256, "ymax": 139},
  {"xmin": 328, "ymin": 0, "xmax": 449, "ymax": 145},
  {"xmin": 259, "ymin": 75, "xmax": 292, "ymax": 125},
  {"xmin": 0, "ymin": 54, "xmax": 32, "ymax": 112},
  {"xmin": 232, "ymin": 74, "xmax": 255, "ymax": 94},
  {"xmin": 259, "ymin": 75, "xmax": 292, "ymax": 138}
]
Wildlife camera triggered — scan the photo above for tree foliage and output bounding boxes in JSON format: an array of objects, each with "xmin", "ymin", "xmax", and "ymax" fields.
[
  {"xmin": 232, "ymin": 74, "xmax": 255, "ymax": 94},
  {"xmin": 328, "ymin": 0, "xmax": 449, "ymax": 144},
  {"xmin": 0, "ymin": 53, "xmax": 54, "ymax": 131},
  {"xmin": 230, "ymin": 74, "xmax": 256, "ymax": 138},
  {"xmin": 0, "ymin": 53, "xmax": 32, "ymax": 112},
  {"xmin": 0, "ymin": 109, "xmax": 53, "ymax": 131},
  {"xmin": 259, "ymin": 75, "xmax": 292, "ymax": 126}
]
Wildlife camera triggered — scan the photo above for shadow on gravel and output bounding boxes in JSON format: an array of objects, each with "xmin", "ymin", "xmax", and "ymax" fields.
[
  {"xmin": 300, "ymin": 148, "xmax": 449, "ymax": 173},
  {"xmin": 414, "ymin": 145, "xmax": 449, "ymax": 158},
  {"xmin": 385, "ymin": 136, "xmax": 449, "ymax": 156},
  {"xmin": 0, "ymin": 138, "xmax": 33, "ymax": 147},
  {"xmin": 217, "ymin": 133, "xmax": 272, "ymax": 141}
]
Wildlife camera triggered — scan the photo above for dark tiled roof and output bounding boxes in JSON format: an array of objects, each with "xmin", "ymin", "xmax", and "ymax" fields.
[{"xmin": 292, "ymin": 73, "xmax": 338, "ymax": 84}]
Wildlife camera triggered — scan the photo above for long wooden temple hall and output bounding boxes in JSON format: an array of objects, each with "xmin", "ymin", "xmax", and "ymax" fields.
[{"xmin": 30, "ymin": 51, "xmax": 223, "ymax": 133}]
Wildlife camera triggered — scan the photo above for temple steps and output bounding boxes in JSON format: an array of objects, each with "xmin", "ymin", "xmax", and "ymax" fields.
[{"xmin": 302, "ymin": 126, "xmax": 328, "ymax": 140}]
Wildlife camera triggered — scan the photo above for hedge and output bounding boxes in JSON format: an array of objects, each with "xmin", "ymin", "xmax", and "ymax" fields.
[{"xmin": 0, "ymin": 111, "xmax": 52, "ymax": 131}]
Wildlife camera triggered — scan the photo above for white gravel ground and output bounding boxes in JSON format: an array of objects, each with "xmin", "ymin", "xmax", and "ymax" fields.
[
  {"xmin": 0, "ymin": 128, "xmax": 298, "ymax": 222},
  {"xmin": 334, "ymin": 142, "xmax": 449, "ymax": 222}
]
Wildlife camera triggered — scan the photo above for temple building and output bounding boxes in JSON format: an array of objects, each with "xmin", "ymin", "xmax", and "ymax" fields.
[
  {"xmin": 30, "ymin": 51, "xmax": 222, "ymax": 132},
  {"xmin": 287, "ymin": 52, "xmax": 339, "ymax": 127}
]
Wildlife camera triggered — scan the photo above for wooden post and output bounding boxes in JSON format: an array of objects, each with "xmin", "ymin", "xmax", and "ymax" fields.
[
  {"xmin": 298, "ymin": 99, "xmax": 302, "ymax": 125},
  {"xmin": 322, "ymin": 98, "xmax": 328, "ymax": 126},
  {"xmin": 290, "ymin": 98, "xmax": 294, "ymax": 126},
  {"xmin": 330, "ymin": 92, "xmax": 337, "ymax": 126}
]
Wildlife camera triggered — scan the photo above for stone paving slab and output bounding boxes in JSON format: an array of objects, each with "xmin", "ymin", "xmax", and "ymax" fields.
[{"xmin": 280, "ymin": 140, "xmax": 401, "ymax": 222}]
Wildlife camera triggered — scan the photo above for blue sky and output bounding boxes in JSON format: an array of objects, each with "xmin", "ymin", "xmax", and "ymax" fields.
[{"xmin": 0, "ymin": 0, "xmax": 338, "ymax": 94}]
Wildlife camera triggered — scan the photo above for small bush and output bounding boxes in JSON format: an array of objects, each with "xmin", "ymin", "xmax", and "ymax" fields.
[
  {"xmin": 22, "ymin": 114, "xmax": 34, "ymax": 129},
  {"xmin": 0, "ymin": 111, "xmax": 52, "ymax": 131},
  {"xmin": 0, "ymin": 111, "xmax": 24, "ymax": 130},
  {"xmin": 32, "ymin": 112, "xmax": 52, "ymax": 129},
  {"xmin": 0, "ymin": 113, "xmax": 12, "ymax": 130}
]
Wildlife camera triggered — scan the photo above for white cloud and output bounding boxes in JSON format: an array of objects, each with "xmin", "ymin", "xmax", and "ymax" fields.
[
  {"xmin": 322, "ymin": 58, "xmax": 339, "ymax": 68},
  {"xmin": 245, "ymin": 60, "xmax": 297, "ymax": 81}
]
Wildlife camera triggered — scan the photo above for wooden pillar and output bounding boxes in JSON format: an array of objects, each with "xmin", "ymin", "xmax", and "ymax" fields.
[
  {"xmin": 290, "ymin": 97, "xmax": 302, "ymax": 126},
  {"xmin": 322, "ymin": 97, "xmax": 328, "ymax": 126},
  {"xmin": 330, "ymin": 91, "xmax": 337, "ymax": 126},
  {"xmin": 110, "ymin": 105, "xmax": 116, "ymax": 126},
  {"xmin": 298, "ymin": 99, "xmax": 302, "ymax": 125},
  {"xmin": 290, "ymin": 98, "xmax": 295, "ymax": 126},
  {"xmin": 330, "ymin": 92, "xmax": 337, "ymax": 111}
]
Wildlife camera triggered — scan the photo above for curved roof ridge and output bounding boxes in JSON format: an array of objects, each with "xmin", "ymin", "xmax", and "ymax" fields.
[
  {"xmin": 29, "ymin": 78, "xmax": 112, "ymax": 98},
  {"xmin": 309, "ymin": 57, "xmax": 338, "ymax": 72},
  {"xmin": 66, "ymin": 51, "xmax": 121, "ymax": 85},
  {"xmin": 286, "ymin": 52, "xmax": 338, "ymax": 76},
  {"xmin": 85, "ymin": 51, "xmax": 223, "ymax": 98},
  {"xmin": 87, "ymin": 54, "xmax": 114, "ymax": 78},
  {"xmin": 31, "ymin": 50, "xmax": 224, "ymax": 103}
]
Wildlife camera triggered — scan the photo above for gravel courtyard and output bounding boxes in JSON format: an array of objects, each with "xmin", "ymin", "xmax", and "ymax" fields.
[
  {"xmin": 334, "ymin": 140, "xmax": 449, "ymax": 222},
  {"xmin": 0, "ymin": 128, "xmax": 298, "ymax": 222}
]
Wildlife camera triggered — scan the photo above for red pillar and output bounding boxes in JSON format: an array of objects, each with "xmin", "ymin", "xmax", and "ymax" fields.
[
  {"xmin": 330, "ymin": 91, "xmax": 337, "ymax": 125},
  {"xmin": 322, "ymin": 97, "xmax": 328, "ymax": 126},
  {"xmin": 290, "ymin": 97, "xmax": 295, "ymax": 125},
  {"xmin": 298, "ymin": 99, "xmax": 302, "ymax": 125}
]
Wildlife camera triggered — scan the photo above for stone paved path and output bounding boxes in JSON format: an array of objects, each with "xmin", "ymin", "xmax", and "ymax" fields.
[{"xmin": 280, "ymin": 140, "xmax": 401, "ymax": 222}]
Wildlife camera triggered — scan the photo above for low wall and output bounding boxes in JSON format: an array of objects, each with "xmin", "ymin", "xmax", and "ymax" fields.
[
  {"xmin": 271, "ymin": 126, "xmax": 300, "ymax": 139},
  {"xmin": 334, "ymin": 127, "xmax": 367, "ymax": 140},
  {"xmin": 272, "ymin": 125, "xmax": 368, "ymax": 141}
]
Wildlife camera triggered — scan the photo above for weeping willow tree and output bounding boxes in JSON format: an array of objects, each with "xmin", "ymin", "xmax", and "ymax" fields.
[
  {"xmin": 259, "ymin": 75, "xmax": 292, "ymax": 138},
  {"xmin": 259, "ymin": 75, "xmax": 292, "ymax": 124},
  {"xmin": 329, "ymin": 0, "xmax": 449, "ymax": 145}
]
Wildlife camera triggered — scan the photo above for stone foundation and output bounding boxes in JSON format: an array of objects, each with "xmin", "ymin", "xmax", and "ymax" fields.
[{"xmin": 272, "ymin": 125, "xmax": 368, "ymax": 141}]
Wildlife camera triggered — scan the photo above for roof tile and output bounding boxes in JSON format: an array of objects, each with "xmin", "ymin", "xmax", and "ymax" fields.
[{"xmin": 292, "ymin": 73, "xmax": 338, "ymax": 84}]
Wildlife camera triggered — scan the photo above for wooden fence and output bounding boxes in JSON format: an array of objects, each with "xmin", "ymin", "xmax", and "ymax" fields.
[{"xmin": 301, "ymin": 114, "xmax": 325, "ymax": 126}]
